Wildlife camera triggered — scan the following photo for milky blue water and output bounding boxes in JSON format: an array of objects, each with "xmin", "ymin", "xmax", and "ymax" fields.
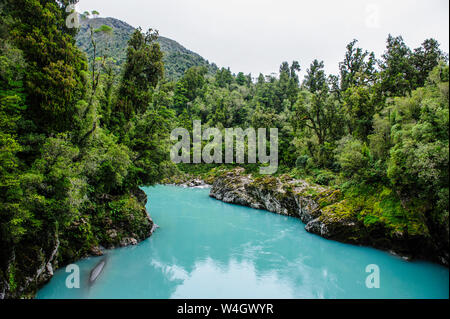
[{"xmin": 37, "ymin": 185, "xmax": 449, "ymax": 299}]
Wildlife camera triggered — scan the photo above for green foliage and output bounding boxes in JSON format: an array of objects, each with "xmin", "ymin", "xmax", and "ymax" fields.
[
  {"xmin": 335, "ymin": 136, "xmax": 371, "ymax": 181},
  {"xmin": 215, "ymin": 67, "xmax": 234, "ymax": 88},
  {"xmin": 0, "ymin": 1, "xmax": 171, "ymax": 297},
  {"xmin": 342, "ymin": 86, "xmax": 377, "ymax": 141},
  {"xmin": 95, "ymin": 25, "xmax": 113, "ymax": 35},
  {"xmin": 314, "ymin": 171, "xmax": 337, "ymax": 186},
  {"xmin": 411, "ymin": 39, "xmax": 447, "ymax": 88},
  {"xmin": 89, "ymin": 132, "xmax": 132, "ymax": 194},
  {"xmin": 378, "ymin": 35, "xmax": 417, "ymax": 97},
  {"xmin": 292, "ymin": 87, "xmax": 344, "ymax": 167},
  {"xmin": 378, "ymin": 35, "xmax": 446, "ymax": 98},
  {"xmin": 7, "ymin": 0, "xmax": 88, "ymax": 132},
  {"xmin": 123, "ymin": 106, "xmax": 176, "ymax": 186},
  {"xmin": 295, "ymin": 155, "xmax": 309, "ymax": 169},
  {"xmin": 386, "ymin": 65, "xmax": 449, "ymax": 219},
  {"xmin": 114, "ymin": 28, "xmax": 164, "ymax": 119},
  {"xmin": 1, "ymin": 2, "xmax": 449, "ymax": 296},
  {"xmin": 76, "ymin": 17, "xmax": 218, "ymax": 80},
  {"xmin": 339, "ymin": 39, "xmax": 377, "ymax": 92}
]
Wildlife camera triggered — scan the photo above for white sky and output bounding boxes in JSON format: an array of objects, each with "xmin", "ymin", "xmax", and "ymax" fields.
[{"xmin": 76, "ymin": 0, "xmax": 449, "ymax": 78}]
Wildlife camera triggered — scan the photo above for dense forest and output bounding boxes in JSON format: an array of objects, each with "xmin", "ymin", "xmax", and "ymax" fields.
[
  {"xmin": 0, "ymin": 0, "xmax": 174, "ymax": 298},
  {"xmin": 0, "ymin": 0, "xmax": 449, "ymax": 298},
  {"xmin": 75, "ymin": 16, "xmax": 218, "ymax": 80}
]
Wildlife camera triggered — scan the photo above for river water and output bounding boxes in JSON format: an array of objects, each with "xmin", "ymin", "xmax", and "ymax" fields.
[{"xmin": 37, "ymin": 185, "xmax": 449, "ymax": 299}]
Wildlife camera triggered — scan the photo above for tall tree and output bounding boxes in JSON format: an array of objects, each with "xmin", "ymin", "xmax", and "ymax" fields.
[
  {"xmin": 378, "ymin": 35, "xmax": 416, "ymax": 97},
  {"xmin": 215, "ymin": 67, "xmax": 234, "ymax": 88},
  {"xmin": 303, "ymin": 60, "xmax": 327, "ymax": 93},
  {"xmin": 279, "ymin": 61, "xmax": 301, "ymax": 106},
  {"xmin": 339, "ymin": 39, "xmax": 377, "ymax": 92},
  {"xmin": 294, "ymin": 60, "xmax": 347, "ymax": 166},
  {"xmin": 6, "ymin": 0, "xmax": 88, "ymax": 132},
  {"xmin": 114, "ymin": 28, "xmax": 164, "ymax": 119},
  {"xmin": 411, "ymin": 38, "xmax": 447, "ymax": 87},
  {"xmin": 342, "ymin": 86, "xmax": 377, "ymax": 141},
  {"xmin": 236, "ymin": 72, "xmax": 247, "ymax": 86}
]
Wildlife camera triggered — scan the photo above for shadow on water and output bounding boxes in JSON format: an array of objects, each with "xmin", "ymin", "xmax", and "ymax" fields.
[
  {"xmin": 88, "ymin": 256, "xmax": 108, "ymax": 287},
  {"xmin": 76, "ymin": 255, "xmax": 109, "ymax": 298}
]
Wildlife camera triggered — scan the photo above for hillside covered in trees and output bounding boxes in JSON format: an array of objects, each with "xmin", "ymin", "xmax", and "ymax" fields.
[
  {"xmin": 0, "ymin": 0, "xmax": 448, "ymax": 299},
  {"xmin": 76, "ymin": 16, "xmax": 218, "ymax": 80}
]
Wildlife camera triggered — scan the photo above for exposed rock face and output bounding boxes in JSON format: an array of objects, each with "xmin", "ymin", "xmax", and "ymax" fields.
[
  {"xmin": 120, "ymin": 237, "xmax": 138, "ymax": 247},
  {"xmin": 210, "ymin": 168, "xmax": 448, "ymax": 266},
  {"xmin": 0, "ymin": 188, "xmax": 156, "ymax": 299},
  {"xmin": 210, "ymin": 168, "xmax": 324, "ymax": 224},
  {"xmin": 179, "ymin": 179, "xmax": 210, "ymax": 188},
  {"xmin": 162, "ymin": 175, "xmax": 211, "ymax": 188},
  {"xmin": 0, "ymin": 231, "xmax": 61, "ymax": 299}
]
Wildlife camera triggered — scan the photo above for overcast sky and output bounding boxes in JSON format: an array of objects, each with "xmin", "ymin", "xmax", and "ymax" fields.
[{"xmin": 77, "ymin": 0, "xmax": 449, "ymax": 78}]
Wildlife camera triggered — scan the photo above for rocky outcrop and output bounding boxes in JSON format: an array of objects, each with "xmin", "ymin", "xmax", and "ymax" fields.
[
  {"xmin": 0, "ymin": 229, "xmax": 61, "ymax": 299},
  {"xmin": 210, "ymin": 168, "xmax": 325, "ymax": 223},
  {"xmin": 0, "ymin": 188, "xmax": 156, "ymax": 299},
  {"xmin": 210, "ymin": 168, "xmax": 448, "ymax": 266},
  {"xmin": 162, "ymin": 175, "xmax": 211, "ymax": 188},
  {"xmin": 178, "ymin": 178, "xmax": 210, "ymax": 188}
]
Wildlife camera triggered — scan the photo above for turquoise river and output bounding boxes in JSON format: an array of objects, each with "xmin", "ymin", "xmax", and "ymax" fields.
[{"xmin": 37, "ymin": 185, "xmax": 449, "ymax": 299}]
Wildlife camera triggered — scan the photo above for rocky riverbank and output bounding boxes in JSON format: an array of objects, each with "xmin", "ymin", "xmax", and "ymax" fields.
[
  {"xmin": 210, "ymin": 168, "xmax": 449, "ymax": 266},
  {"xmin": 0, "ymin": 188, "xmax": 156, "ymax": 299},
  {"xmin": 161, "ymin": 174, "xmax": 212, "ymax": 188}
]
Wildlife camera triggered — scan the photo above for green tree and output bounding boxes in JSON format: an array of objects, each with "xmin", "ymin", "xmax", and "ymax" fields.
[
  {"xmin": 411, "ymin": 38, "xmax": 447, "ymax": 88},
  {"xmin": 342, "ymin": 86, "xmax": 377, "ymax": 141},
  {"xmin": 124, "ymin": 106, "xmax": 175, "ymax": 186},
  {"xmin": 279, "ymin": 61, "xmax": 301, "ymax": 106},
  {"xmin": 181, "ymin": 66, "xmax": 208, "ymax": 101},
  {"xmin": 236, "ymin": 72, "xmax": 247, "ymax": 86},
  {"xmin": 173, "ymin": 80, "xmax": 189, "ymax": 115},
  {"xmin": 335, "ymin": 135, "xmax": 372, "ymax": 181},
  {"xmin": 303, "ymin": 59, "xmax": 327, "ymax": 93},
  {"xmin": 339, "ymin": 39, "xmax": 377, "ymax": 92},
  {"xmin": 387, "ymin": 64, "xmax": 449, "ymax": 216},
  {"xmin": 215, "ymin": 67, "xmax": 234, "ymax": 88},
  {"xmin": 378, "ymin": 35, "xmax": 416, "ymax": 97},
  {"xmin": 114, "ymin": 28, "xmax": 164, "ymax": 119},
  {"xmin": 6, "ymin": 0, "xmax": 88, "ymax": 132}
]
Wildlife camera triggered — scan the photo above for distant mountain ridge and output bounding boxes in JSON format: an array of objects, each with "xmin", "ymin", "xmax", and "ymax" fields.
[{"xmin": 76, "ymin": 17, "xmax": 218, "ymax": 79}]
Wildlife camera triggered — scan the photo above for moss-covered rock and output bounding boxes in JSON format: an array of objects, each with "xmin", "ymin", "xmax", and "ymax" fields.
[
  {"xmin": 0, "ymin": 188, "xmax": 155, "ymax": 299},
  {"xmin": 210, "ymin": 167, "xmax": 448, "ymax": 266}
]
